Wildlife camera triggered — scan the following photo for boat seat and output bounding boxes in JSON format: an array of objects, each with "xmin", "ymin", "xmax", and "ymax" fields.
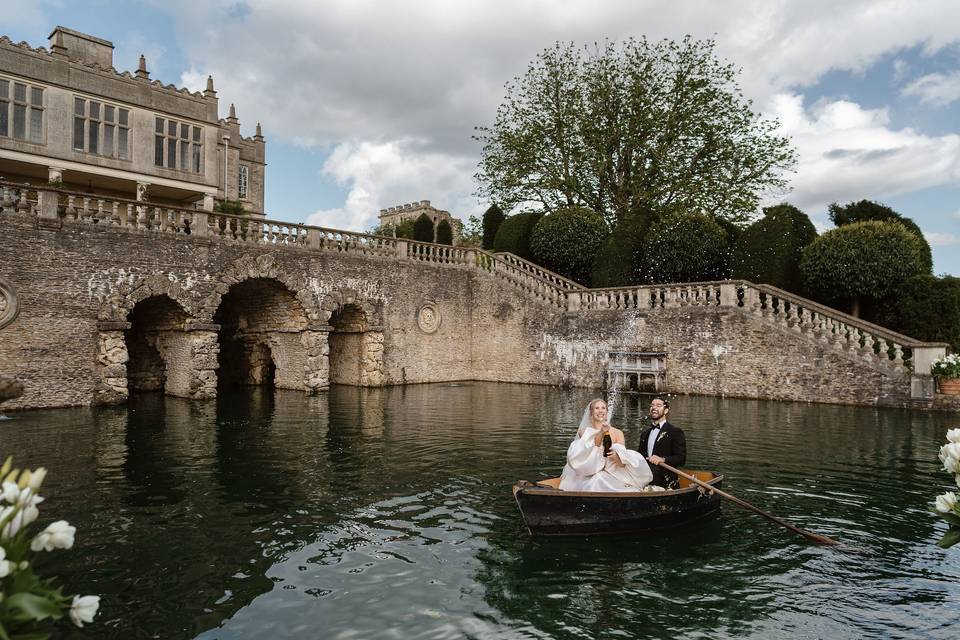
[{"xmin": 677, "ymin": 470, "xmax": 714, "ymax": 488}]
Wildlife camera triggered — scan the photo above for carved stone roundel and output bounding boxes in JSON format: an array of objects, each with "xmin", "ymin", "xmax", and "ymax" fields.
[
  {"xmin": 417, "ymin": 302, "xmax": 441, "ymax": 334},
  {"xmin": 0, "ymin": 278, "xmax": 19, "ymax": 330}
]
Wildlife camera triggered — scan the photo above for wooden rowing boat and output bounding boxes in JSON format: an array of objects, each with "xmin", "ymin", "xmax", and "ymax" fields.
[{"xmin": 512, "ymin": 470, "xmax": 723, "ymax": 535}]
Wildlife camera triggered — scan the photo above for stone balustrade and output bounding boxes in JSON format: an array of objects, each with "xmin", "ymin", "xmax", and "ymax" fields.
[
  {"xmin": 741, "ymin": 282, "xmax": 947, "ymax": 376},
  {"xmin": 570, "ymin": 281, "xmax": 728, "ymax": 311},
  {"xmin": 491, "ymin": 252, "xmax": 585, "ymax": 292},
  {"xmin": 0, "ymin": 179, "xmax": 949, "ymax": 378}
]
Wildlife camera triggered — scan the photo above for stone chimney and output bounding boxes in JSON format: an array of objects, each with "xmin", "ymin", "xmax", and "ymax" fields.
[
  {"xmin": 135, "ymin": 54, "xmax": 150, "ymax": 80},
  {"xmin": 47, "ymin": 26, "xmax": 114, "ymax": 68}
]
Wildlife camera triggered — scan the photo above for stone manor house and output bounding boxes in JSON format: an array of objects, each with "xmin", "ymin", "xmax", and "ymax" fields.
[{"xmin": 0, "ymin": 26, "xmax": 265, "ymax": 215}]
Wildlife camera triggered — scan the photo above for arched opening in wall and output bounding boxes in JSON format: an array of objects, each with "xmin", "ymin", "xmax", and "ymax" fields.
[
  {"xmin": 125, "ymin": 295, "xmax": 190, "ymax": 394},
  {"xmin": 214, "ymin": 278, "xmax": 308, "ymax": 391},
  {"xmin": 328, "ymin": 304, "xmax": 370, "ymax": 386}
]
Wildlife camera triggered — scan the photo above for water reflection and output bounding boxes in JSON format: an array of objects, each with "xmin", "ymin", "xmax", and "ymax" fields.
[{"xmin": 0, "ymin": 385, "xmax": 958, "ymax": 639}]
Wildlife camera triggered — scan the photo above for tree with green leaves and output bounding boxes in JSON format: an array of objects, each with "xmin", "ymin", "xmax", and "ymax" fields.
[
  {"xmin": 475, "ymin": 37, "xmax": 796, "ymax": 230},
  {"xmin": 214, "ymin": 199, "xmax": 246, "ymax": 215},
  {"xmin": 370, "ymin": 218, "xmax": 416, "ymax": 239},
  {"xmin": 413, "ymin": 213, "xmax": 434, "ymax": 242},
  {"xmin": 482, "ymin": 204, "xmax": 506, "ymax": 249},
  {"xmin": 492, "ymin": 211, "xmax": 542, "ymax": 259},
  {"xmin": 458, "ymin": 215, "xmax": 483, "ymax": 247},
  {"xmin": 436, "ymin": 219, "xmax": 453, "ymax": 245},
  {"xmin": 637, "ymin": 212, "xmax": 730, "ymax": 284},
  {"xmin": 730, "ymin": 203, "xmax": 817, "ymax": 292},
  {"xmin": 800, "ymin": 220, "xmax": 930, "ymax": 317},
  {"xmin": 892, "ymin": 275, "xmax": 960, "ymax": 352},
  {"xmin": 530, "ymin": 207, "xmax": 607, "ymax": 285},
  {"xmin": 828, "ymin": 200, "xmax": 933, "ymax": 273}
]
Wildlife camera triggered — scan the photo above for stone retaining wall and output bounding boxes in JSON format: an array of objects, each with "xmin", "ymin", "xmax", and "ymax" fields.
[{"xmin": 0, "ymin": 208, "xmax": 949, "ymax": 411}]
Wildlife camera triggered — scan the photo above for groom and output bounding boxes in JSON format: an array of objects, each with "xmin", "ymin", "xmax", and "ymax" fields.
[{"xmin": 639, "ymin": 397, "xmax": 686, "ymax": 489}]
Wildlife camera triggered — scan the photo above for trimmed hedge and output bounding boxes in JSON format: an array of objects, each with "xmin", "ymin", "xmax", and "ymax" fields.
[
  {"xmin": 436, "ymin": 219, "xmax": 453, "ymax": 245},
  {"xmin": 492, "ymin": 211, "xmax": 543, "ymax": 259},
  {"xmin": 636, "ymin": 212, "xmax": 730, "ymax": 284},
  {"xmin": 529, "ymin": 207, "xmax": 608, "ymax": 285},
  {"xmin": 592, "ymin": 218, "xmax": 648, "ymax": 288},
  {"xmin": 413, "ymin": 213, "xmax": 434, "ymax": 242},
  {"xmin": 482, "ymin": 204, "xmax": 506, "ymax": 250},
  {"xmin": 891, "ymin": 275, "xmax": 960, "ymax": 352},
  {"xmin": 828, "ymin": 200, "xmax": 933, "ymax": 273},
  {"xmin": 730, "ymin": 203, "xmax": 817, "ymax": 292},
  {"xmin": 800, "ymin": 220, "xmax": 928, "ymax": 313}
]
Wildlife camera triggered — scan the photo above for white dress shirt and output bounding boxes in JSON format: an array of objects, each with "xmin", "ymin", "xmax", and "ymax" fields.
[{"xmin": 646, "ymin": 420, "xmax": 666, "ymax": 457}]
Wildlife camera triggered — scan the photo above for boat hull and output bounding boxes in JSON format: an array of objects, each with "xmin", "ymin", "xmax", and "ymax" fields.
[{"xmin": 513, "ymin": 472, "xmax": 723, "ymax": 535}]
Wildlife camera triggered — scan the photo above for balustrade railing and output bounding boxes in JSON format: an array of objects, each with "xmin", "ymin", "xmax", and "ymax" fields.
[
  {"xmin": 738, "ymin": 282, "xmax": 947, "ymax": 374},
  {"xmin": 1, "ymin": 179, "xmax": 948, "ymax": 373},
  {"xmin": 571, "ymin": 282, "xmax": 729, "ymax": 311},
  {"xmin": 492, "ymin": 252, "xmax": 585, "ymax": 292}
]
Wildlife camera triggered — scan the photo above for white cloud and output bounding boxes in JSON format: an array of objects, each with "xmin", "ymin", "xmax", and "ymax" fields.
[
  {"xmin": 306, "ymin": 139, "xmax": 480, "ymax": 230},
  {"xmin": 902, "ymin": 70, "xmax": 960, "ymax": 106},
  {"xmin": 765, "ymin": 93, "xmax": 960, "ymax": 218},
  {"xmin": 925, "ymin": 231, "xmax": 960, "ymax": 247},
  {"xmin": 140, "ymin": 0, "xmax": 960, "ymax": 225}
]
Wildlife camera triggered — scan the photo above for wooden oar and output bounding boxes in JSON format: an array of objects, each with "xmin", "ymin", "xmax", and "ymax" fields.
[{"xmin": 654, "ymin": 460, "xmax": 842, "ymax": 547}]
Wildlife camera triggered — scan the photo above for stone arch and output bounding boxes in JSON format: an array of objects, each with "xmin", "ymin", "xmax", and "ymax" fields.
[
  {"xmin": 212, "ymin": 270, "xmax": 325, "ymax": 393},
  {"xmin": 99, "ymin": 273, "xmax": 201, "ymax": 323},
  {"xmin": 95, "ymin": 275, "xmax": 213, "ymax": 404},
  {"xmin": 325, "ymin": 288, "xmax": 385, "ymax": 387},
  {"xmin": 200, "ymin": 254, "xmax": 324, "ymax": 325}
]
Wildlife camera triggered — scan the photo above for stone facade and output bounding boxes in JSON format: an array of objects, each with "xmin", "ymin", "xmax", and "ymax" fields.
[
  {"xmin": 378, "ymin": 200, "xmax": 461, "ymax": 242},
  {"xmin": 0, "ymin": 26, "xmax": 265, "ymax": 215},
  {"xmin": 0, "ymin": 198, "xmax": 952, "ymax": 412}
]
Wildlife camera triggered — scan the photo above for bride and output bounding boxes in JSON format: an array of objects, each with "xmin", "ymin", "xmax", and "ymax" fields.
[{"xmin": 559, "ymin": 398, "xmax": 653, "ymax": 492}]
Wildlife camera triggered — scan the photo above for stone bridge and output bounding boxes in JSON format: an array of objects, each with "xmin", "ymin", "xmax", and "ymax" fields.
[{"xmin": 0, "ymin": 180, "xmax": 952, "ymax": 411}]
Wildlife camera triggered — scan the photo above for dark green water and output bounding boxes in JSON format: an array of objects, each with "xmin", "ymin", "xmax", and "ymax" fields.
[{"xmin": 1, "ymin": 383, "xmax": 958, "ymax": 639}]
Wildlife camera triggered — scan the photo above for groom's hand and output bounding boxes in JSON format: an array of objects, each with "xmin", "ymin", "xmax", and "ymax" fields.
[{"xmin": 648, "ymin": 455, "xmax": 664, "ymax": 466}]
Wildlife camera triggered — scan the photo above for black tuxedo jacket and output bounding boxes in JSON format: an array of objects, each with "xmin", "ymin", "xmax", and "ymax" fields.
[{"xmin": 638, "ymin": 421, "xmax": 687, "ymax": 489}]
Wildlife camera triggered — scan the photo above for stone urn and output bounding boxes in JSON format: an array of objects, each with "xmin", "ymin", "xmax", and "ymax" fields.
[{"xmin": 938, "ymin": 378, "xmax": 960, "ymax": 395}]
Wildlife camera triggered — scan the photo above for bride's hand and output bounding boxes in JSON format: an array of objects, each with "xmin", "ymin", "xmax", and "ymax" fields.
[{"xmin": 608, "ymin": 450, "xmax": 623, "ymax": 465}]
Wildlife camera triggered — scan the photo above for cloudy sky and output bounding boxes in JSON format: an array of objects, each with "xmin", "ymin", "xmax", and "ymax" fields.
[{"xmin": 6, "ymin": 0, "xmax": 960, "ymax": 274}]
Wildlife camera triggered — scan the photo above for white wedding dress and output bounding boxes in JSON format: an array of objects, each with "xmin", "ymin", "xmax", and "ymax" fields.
[{"xmin": 558, "ymin": 406, "xmax": 653, "ymax": 492}]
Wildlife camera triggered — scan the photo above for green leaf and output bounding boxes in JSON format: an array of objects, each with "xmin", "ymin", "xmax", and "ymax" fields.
[
  {"xmin": 0, "ymin": 620, "xmax": 11, "ymax": 640},
  {"xmin": 10, "ymin": 633, "xmax": 51, "ymax": 640},
  {"xmin": 3, "ymin": 593, "xmax": 62, "ymax": 622},
  {"xmin": 938, "ymin": 511, "xmax": 960, "ymax": 527},
  {"xmin": 937, "ymin": 527, "xmax": 960, "ymax": 549}
]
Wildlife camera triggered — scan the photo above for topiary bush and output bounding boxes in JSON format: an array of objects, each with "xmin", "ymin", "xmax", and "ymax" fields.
[
  {"xmin": 492, "ymin": 211, "xmax": 543, "ymax": 259},
  {"xmin": 800, "ymin": 220, "xmax": 929, "ymax": 317},
  {"xmin": 829, "ymin": 200, "xmax": 933, "ymax": 273},
  {"xmin": 636, "ymin": 212, "xmax": 730, "ymax": 284},
  {"xmin": 730, "ymin": 203, "xmax": 817, "ymax": 292},
  {"xmin": 436, "ymin": 219, "xmax": 453, "ymax": 245},
  {"xmin": 413, "ymin": 213, "xmax": 435, "ymax": 242},
  {"xmin": 482, "ymin": 204, "xmax": 506, "ymax": 249},
  {"xmin": 592, "ymin": 220, "xmax": 647, "ymax": 288},
  {"xmin": 529, "ymin": 207, "xmax": 608, "ymax": 285},
  {"xmin": 890, "ymin": 275, "xmax": 960, "ymax": 352}
]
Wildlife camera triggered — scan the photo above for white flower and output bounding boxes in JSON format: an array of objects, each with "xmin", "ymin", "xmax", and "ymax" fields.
[
  {"xmin": 935, "ymin": 492, "xmax": 959, "ymax": 514},
  {"xmin": 948, "ymin": 429, "xmax": 960, "ymax": 444},
  {"xmin": 939, "ymin": 443, "xmax": 960, "ymax": 473},
  {"xmin": 0, "ymin": 546, "xmax": 12, "ymax": 578},
  {"xmin": 69, "ymin": 595, "xmax": 100, "ymax": 628},
  {"xmin": 30, "ymin": 520, "xmax": 74, "ymax": 551},
  {"xmin": 26, "ymin": 467, "xmax": 46, "ymax": 490},
  {"xmin": 1, "ymin": 481, "xmax": 18, "ymax": 504},
  {"xmin": 30, "ymin": 520, "xmax": 75, "ymax": 552},
  {"xmin": 1, "ymin": 505, "xmax": 24, "ymax": 540}
]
